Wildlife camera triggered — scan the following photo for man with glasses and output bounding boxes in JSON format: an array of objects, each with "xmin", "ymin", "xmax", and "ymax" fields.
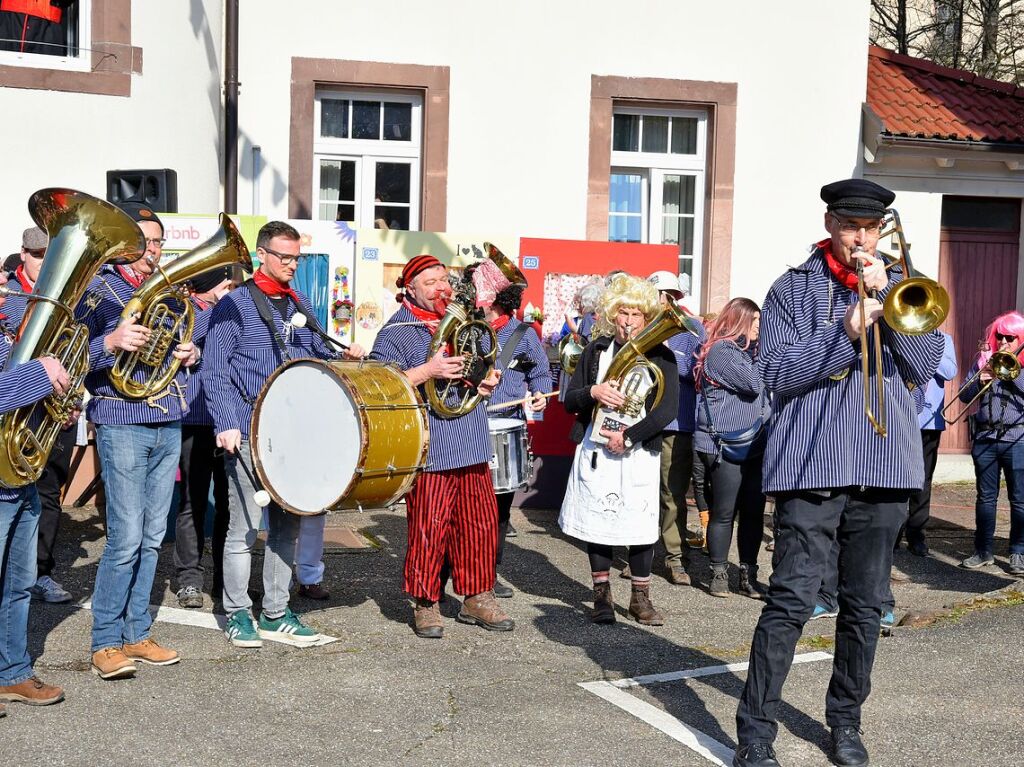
[
  {"xmin": 204, "ymin": 221, "xmax": 363, "ymax": 649},
  {"xmin": 732, "ymin": 179, "xmax": 942, "ymax": 767},
  {"xmin": 6, "ymin": 226, "xmax": 76, "ymax": 605},
  {"xmin": 76, "ymin": 202, "xmax": 199, "ymax": 679}
]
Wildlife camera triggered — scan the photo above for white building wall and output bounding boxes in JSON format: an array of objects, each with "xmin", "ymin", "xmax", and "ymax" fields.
[
  {"xmin": 237, "ymin": 0, "xmax": 871, "ymax": 305},
  {"xmin": 0, "ymin": 0, "xmax": 223, "ymax": 251}
]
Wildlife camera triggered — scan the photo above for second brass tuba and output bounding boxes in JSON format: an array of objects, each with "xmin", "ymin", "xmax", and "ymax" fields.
[
  {"xmin": 425, "ymin": 243, "xmax": 526, "ymax": 419},
  {"xmin": 110, "ymin": 213, "xmax": 251, "ymax": 399},
  {"xmin": 591, "ymin": 297, "xmax": 702, "ymax": 429},
  {"xmin": 0, "ymin": 189, "xmax": 144, "ymax": 488}
]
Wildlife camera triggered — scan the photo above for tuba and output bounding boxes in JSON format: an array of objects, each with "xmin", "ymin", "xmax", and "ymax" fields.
[
  {"xmin": 591, "ymin": 297, "xmax": 701, "ymax": 429},
  {"xmin": 0, "ymin": 189, "xmax": 144, "ymax": 488},
  {"xmin": 425, "ymin": 243, "xmax": 526, "ymax": 419},
  {"xmin": 558, "ymin": 333, "xmax": 586, "ymax": 375},
  {"xmin": 110, "ymin": 213, "xmax": 251, "ymax": 399}
]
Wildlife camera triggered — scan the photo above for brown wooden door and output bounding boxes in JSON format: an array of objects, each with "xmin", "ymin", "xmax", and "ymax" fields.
[{"xmin": 939, "ymin": 225, "xmax": 1021, "ymax": 452}]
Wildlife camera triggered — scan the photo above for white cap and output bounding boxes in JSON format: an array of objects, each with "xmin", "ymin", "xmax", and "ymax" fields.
[{"xmin": 648, "ymin": 270, "xmax": 683, "ymax": 298}]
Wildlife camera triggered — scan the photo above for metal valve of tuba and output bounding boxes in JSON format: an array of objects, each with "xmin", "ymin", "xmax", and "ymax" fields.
[
  {"xmin": 110, "ymin": 213, "xmax": 251, "ymax": 399},
  {"xmin": 0, "ymin": 189, "xmax": 145, "ymax": 488}
]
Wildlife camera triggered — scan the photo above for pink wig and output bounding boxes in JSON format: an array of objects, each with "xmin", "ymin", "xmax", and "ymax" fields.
[
  {"xmin": 979, "ymin": 311, "xmax": 1024, "ymax": 366},
  {"xmin": 694, "ymin": 297, "xmax": 760, "ymax": 391}
]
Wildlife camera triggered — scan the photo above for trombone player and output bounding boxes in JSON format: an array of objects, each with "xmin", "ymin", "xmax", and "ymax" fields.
[{"xmin": 733, "ymin": 179, "xmax": 943, "ymax": 767}]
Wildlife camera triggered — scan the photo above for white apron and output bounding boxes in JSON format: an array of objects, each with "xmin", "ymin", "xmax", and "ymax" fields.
[{"xmin": 558, "ymin": 345, "xmax": 660, "ymax": 546}]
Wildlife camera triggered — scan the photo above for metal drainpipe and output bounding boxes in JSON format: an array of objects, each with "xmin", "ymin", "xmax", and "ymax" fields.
[{"xmin": 224, "ymin": 0, "xmax": 239, "ymax": 215}]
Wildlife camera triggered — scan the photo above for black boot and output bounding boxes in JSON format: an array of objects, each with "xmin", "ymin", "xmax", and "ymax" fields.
[
  {"xmin": 732, "ymin": 743, "xmax": 781, "ymax": 767},
  {"xmin": 591, "ymin": 582, "xmax": 615, "ymax": 624},
  {"xmin": 737, "ymin": 563, "xmax": 766, "ymax": 600},
  {"xmin": 709, "ymin": 563, "xmax": 730, "ymax": 598},
  {"xmin": 831, "ymin": 726, "xmax": 869, "ymax": 767}
]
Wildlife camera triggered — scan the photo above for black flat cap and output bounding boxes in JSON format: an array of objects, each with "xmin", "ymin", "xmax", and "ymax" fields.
[
  {"xmin": 820, "ymin": 178, "xmax": 895, "ymax": 218},
  {"xmin": 117, "ymin": 201, "xmax": 164, "ymax": 233}
]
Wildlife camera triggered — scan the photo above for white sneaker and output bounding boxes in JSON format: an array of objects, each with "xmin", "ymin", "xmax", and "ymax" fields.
[{"xmin": 30, "ymin": 576, "xmax": 72, "ymax": 603}]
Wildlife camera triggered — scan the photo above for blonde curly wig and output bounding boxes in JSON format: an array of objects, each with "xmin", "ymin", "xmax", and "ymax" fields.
[{"xmin": 593, "ymin": 273, "xmax": 660, "ymax": 338}]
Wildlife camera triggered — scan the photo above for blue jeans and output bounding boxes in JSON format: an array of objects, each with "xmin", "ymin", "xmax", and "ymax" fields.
[
  {"xmin": 0, "ymin": 487, "xmax": 40, "ymax": 685},
  {"xmin": 91, "ymin": 423, "xmax": 181, "ymax": 652},
  {"xmin": 972, "ymin": 438, "xmax": 1024, "ymax": 556}
]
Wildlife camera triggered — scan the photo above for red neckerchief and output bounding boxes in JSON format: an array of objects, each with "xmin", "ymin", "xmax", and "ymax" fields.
[
  {"xmin": 402, "ymin": 298, "xmax": 444, "ymax": 333},
  {"xmin": 490, "ymin": 314, "xmax": 511, "ymax": 332},
  {"xmin": 190, "ymin": 295, "xmax": 210, "ymax": 311},
  {"xmin": 14, "ymin": 265, "xmax": 33, "ymax": 292},
  {"xmin": 818, "ymin": 239, "xmax": 860, "ymax": 292},
  {"xmin": 253, "ymin": 269, "xmax": 299, "ymax": 303},
  {"xmin": 116, "ymin": 265, "xmax": 145, "ymax": 289}
]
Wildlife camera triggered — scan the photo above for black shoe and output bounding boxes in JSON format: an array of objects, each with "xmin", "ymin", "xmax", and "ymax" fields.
[
  {"xmin": 831, "ymin": 726, "xmax": 869, "ymax": 766},
  {"xmin": 493, "ymin": 579, "xmax": 513, "ymax": 598},
  {"xmin": 505, "ymin": 523, "xmax": 518, "ymax": 538},
  {"xmin": 733, "ymin": 742, "xmax": 781, "ymax": 767},
  {"xmin": 907, "ymin": 540, "xmax": 929, "ymax": 557}
]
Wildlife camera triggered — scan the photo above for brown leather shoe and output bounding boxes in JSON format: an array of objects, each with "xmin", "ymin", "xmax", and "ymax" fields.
[
  {"xmin": 666, "ymin": 565, "xmax": 691, "ymax": 586},
  {"xmin": 123, "ymin": 638, "xmax": 180, "ymax": 666},
  {"xmin": 628, "ymin": 584, "xmax": 665, "ymax": 626},
  {"xmin": 413, "ymin": 598, "xmax": 444, "ymax": 639},
  {"xmin": 0, "ymin": 676, "xmax": 64, "ymax": 706},
  {"xmin": 298, "ymin": 582, "xmax": 331, "ymax": 600},
  {"xmin": 457, "ymin": 591, "xmax": 514, "ymax": 631},
  {"xmin": 591, "ymin": 581, "xmax": 616, "ymax": 624},
  {"xmin": 91, "ymin": 647, "xmax": 137, "ymax": 679}
]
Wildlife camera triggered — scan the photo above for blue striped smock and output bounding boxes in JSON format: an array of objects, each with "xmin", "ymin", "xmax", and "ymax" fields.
[
  {"xmin": 182, "ymin": 298, "xmax": 214, "ymax": 427},
  {"xmin": 202, "ymin": 285, "xmax": 334, "ymax": 438},
  {"xmin": 76, "ymin": 268, "xmax": 189, "ymax": 425},
  {"xmin": 490, "ymin": 318, "xmax": 553, "ymax": 421},
  {"xmin": 759, "ymin": 248, "xmax": 943, "ymax": 493},
  {"xmin": 370, "ymin": 305, "xmax": 491, "ymax": 471},
  {"xmin": 0, "ymin": 314, "xmax": 57, "ymax": 501},
  {"xmin": 695, "ymin": 339, "xmax": 771, "ymax": 455},
  {"xmin": 664, "ymin": 320, "xmax": 706, "ymax": 433},
  {"xmin": 958, "ymin": 360, "xmax": 1024, "ymax": 443}
]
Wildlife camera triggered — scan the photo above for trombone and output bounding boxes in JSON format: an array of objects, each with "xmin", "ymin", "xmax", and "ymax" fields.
[
  {"xmin": 855, "ymin": 209, "xmax": 950, "ymax": 437},
  {"xmin": 941, "ymin": 342, "xmax": 1024, "ymax": 424}
]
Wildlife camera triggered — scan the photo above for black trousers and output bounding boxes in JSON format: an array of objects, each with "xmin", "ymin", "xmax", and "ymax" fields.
[
  {"xmin": 173, "ymin": 425, "xmax": 229, "ymax": 592},
  {"xmin": 736, "ymin": 487, "xmax": 908, "ymax": 745},
  {"xmin": 35, "ymin": 426, "xmax": 77, "ymax": 578},
  {"xmin": 902, "ymin": 429, "xmax": 941, "ymax": 546},
  {"xmin": 698, "ymin": 450, "xmax": 765, "ymax": 567}
]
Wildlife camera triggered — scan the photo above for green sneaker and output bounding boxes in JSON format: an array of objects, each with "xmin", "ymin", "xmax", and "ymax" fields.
[
  {"xmin": 257, "ymin": 607, "xmax": 319, "ymax": 647},
  {"xmin": 225, "ymin": 610, "xmax": 263, "ymax": 648}
]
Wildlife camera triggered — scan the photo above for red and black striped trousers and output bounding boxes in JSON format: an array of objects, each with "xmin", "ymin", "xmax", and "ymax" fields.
[{"xmin": 403, "ymin": 463, "xmax": 497, "ymax": 601}]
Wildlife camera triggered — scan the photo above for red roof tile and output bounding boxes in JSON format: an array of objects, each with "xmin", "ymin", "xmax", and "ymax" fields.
[{"xmin": 867, "ymin": 45, "xmax": 1024, "ymax": 144}]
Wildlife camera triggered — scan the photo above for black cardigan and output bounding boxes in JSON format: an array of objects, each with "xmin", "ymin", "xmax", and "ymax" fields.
[{"xmin": 563, "ymin": 334, "xmax": 679, "ymax": 450}]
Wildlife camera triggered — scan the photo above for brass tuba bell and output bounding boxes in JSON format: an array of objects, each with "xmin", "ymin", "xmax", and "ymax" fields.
[
  {"xmin": 110, "ymin": 213, "xmax": 251, "ymax": 399},
  {"xmin": 0, "ymin": 189, "xmax": 145, "ymax": 488},
  {"xmin": 558, "ymin": 333, "xmax": 585, "ymax": 375}
]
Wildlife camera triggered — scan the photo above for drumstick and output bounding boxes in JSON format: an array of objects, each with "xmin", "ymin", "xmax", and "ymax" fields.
[
  {"xmin": 215, "ymin": 447, "xmax": 271, "ymax": 507},
  {"xmin": 487, "ymin": 390, "xmax": 560, "ymax": 413}
]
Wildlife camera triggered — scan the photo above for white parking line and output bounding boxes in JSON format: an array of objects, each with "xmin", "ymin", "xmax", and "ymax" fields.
[{"xmin": 579, "ymin": 651, "xmax": 833, "ymax": 766}]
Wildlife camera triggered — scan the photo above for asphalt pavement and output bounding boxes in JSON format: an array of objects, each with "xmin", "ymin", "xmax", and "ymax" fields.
[{"xmin": 2, "ymin": 481, "xmax": 1021, "ymax": 766}]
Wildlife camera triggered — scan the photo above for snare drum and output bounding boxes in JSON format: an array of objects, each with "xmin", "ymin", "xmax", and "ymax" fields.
[
  {"xmin": 488, "ymin": 418, "xmax": 532, "ymax": 493},
  {"xmin": 251, "ymin": 359, "xmax": 429, "ymax": 515}
]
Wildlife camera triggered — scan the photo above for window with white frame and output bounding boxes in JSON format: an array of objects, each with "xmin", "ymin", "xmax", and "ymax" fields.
[
  {"xmin": 0, "ymin": 0, "xmax": 91, "ymax": 71},
  {"xmin": 608, "ymin": 107, "xmax": 707, "ymax": 305},
  {"xmin": 313, "ymin": 89, "xmax": 422, "ymax": 230}
]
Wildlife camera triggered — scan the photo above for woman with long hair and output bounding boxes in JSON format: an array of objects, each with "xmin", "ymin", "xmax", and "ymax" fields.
[
  {"xmin": 559, "ymin": 274, "xmax": 678, "ymax": 625},
  {"xmin": 693, "ymin": 297, "xmax": 771, "ymax": 598},
  {"xmin": 958, "ymin": 311, "xmax": 1024, "ymax": 575}
]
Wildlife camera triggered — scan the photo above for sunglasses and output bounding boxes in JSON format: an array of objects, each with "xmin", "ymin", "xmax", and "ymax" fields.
[{"xmin": 996, "ymin": 333, "xmax": 1017, "ymax": 342}]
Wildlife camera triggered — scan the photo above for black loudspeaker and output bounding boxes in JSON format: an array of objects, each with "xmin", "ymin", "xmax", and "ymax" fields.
[{"xmin": 105, "ymin": 168, "xmax": 178, "ymax": 213}]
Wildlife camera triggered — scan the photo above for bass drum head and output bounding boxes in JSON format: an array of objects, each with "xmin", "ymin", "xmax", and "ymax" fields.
[{"xmin": 253, "ymin": 360, "xmax": 360, "ymax": 514}]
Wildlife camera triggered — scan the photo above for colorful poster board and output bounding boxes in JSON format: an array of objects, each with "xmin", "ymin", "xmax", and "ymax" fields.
[
  {"xmin": 158, "ymin": 213, "xmax": 265, "ymax": 261},
  {"xmin": 350, "ymin": 229, "xmax": 519, "ymax": 349},
  {"xmin": 285, "ymin": 219, "xmax": 357, "ymax": 343}
]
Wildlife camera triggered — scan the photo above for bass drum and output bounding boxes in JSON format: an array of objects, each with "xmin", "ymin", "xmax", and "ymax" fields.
[{"xmin": 251, "ymin": 359, "xmax": 429, "ymax": 515}]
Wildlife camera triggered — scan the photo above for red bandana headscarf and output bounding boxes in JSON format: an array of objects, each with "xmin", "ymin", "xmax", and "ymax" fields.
[{"xmin": 253, "ymin": 269, "xmax": 300, "ymax": 303}]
